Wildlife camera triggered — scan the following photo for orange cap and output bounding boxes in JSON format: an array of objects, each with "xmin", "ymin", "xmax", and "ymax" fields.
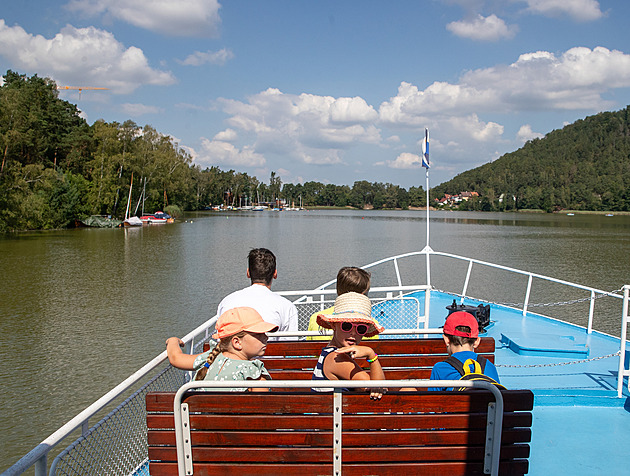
[{"xmin": 212, "ymin": 307, "xmax": 279, "ymax": 339}]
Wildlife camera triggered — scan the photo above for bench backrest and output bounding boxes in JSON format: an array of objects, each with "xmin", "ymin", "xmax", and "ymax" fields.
[
  {"xmin": 146, "ymin": 388, "xmax": 533, "ymax": 476},
  {"xmin": 201, "ymin": 337, "xmax": 495, "ymax": 380}
]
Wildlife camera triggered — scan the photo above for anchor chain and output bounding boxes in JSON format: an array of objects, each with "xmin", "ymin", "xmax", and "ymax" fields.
[{"xmin": 496, "ymin": 351, "xmax": 621, "ymax": 368}]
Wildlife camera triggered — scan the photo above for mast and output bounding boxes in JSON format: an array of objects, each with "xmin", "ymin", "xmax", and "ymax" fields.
[{"xmin": 125, "ymin": 173, "xmax": 134, "ymax": 220}]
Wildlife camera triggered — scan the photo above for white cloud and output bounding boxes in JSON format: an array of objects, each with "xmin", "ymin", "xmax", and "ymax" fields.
[
  {"xmin": 379, "ymin": 46, "xmax": 630, "ymax": 125},
  {"xmin": 121, "ymin": 103, "xmax": 162, "ymax": 115},
  {"xmin": 378, "ymin": 152, "xmax": 422, "ymax": 170},
  {"xmin": 300, "ymin": 150, "xmax": 343, "ymax": 165},
  {"xmin": 65, "ymin": 0, "xmax": 222, "ymax": 37},
  {"xmin": 0, "ymin": 20, "xmax": 175, "ymax": 94},
  {"xmin": 517, "ymin": 124, "xmax": 544, "ymax": 143},
  {"xmin": 217, "ymin": 88, "xmax": 381, "ymax": 165},
  {"xmin": 198, "ymin": 138, "xmax": 266, "ymax": 167},
  {"xmin": 523, "ymin": 0, "xmax": 604, "ymax": 22},
  {"xmin": 447, "ymin": 114, "xmax": 504, "ymax": 142},
  {"xmin": 213, "ymin": 128, "xmax": 238, "ymax": 142},
  {"xmin": 178, "ymin": 48, "xmax": 234, "ymax": 66},
  {"xmin": 446, "ymin": 14, "xmax": 518, "ymax": 41},
  {"xmin": 329, "ymin": 96, "xmax": 379, "ymax": 123}
]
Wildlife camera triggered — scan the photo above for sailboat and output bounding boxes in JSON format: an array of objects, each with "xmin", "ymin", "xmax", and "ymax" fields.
[{"xmin": 123, "ymin": 173, "xmax": 142, "ymax": 227}]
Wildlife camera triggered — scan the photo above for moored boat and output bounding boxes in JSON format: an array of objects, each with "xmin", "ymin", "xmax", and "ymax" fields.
[
  {"xmin": 122, "ymin": 216, "xmax": 142, "ymax": 227},
  {"xmin": 140, "ymin": 211, "xmax": 172, "ymax": 224},
  {"xmin": 77, "ymin": 215, "xmax": 122, "ymax": 228}
]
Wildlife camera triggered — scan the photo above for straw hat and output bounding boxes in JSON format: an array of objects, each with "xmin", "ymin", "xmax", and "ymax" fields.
[{"xmin": 316, "ymin": 292, "xmax": 384, "ymax": 337}]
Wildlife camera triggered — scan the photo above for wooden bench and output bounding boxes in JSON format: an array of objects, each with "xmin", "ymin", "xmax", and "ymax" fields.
[
  {"xmin": 202, "ymin": 337, "xmax": 496, "ymax": 381},
  {"xmin": 146, "ymin": 385, "xmax": 533, "ymax": 476}
]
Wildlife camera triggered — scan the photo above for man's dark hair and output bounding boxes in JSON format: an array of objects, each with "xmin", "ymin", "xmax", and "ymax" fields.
[{"xmin": 248, "ymin": 248, "xmax": 276, "ymax": 285}]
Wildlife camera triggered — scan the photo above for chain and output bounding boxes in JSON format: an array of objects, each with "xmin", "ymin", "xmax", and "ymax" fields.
[
  {"xmin": 497, "ymin": 287, "xmax": 624, "ymax": 308},
  {"xmin": 496, "ymin": 350, "xmax": 621, "ymax": 368}
]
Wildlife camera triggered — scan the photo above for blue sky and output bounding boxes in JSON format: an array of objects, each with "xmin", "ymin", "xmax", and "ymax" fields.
[{"xmin": 1, "ymin": 0, "xmax": 629, "ymax": 188}]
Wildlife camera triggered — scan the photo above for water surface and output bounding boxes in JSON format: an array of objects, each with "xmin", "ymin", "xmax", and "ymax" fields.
[{"xmin": 1, "ymin": 209, "xmax": 629, "ymax": 471}]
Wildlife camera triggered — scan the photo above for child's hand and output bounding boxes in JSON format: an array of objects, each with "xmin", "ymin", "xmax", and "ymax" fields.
[
  {"xmin": 165, "ymin": 337, "xmax": 184, "ymax": 347},
  {"xmin": 334, "ymin": 345, "xmax": 376, "ymax": 361},
  {"xmin": 370, "ymin": 388, "xmax": 385, "ymax": 400}
]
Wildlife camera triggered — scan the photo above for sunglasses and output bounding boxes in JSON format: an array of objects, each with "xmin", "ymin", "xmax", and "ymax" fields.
[{"xmin": 340, "ymin": 322, "xmax": 369, "ymax": 335}]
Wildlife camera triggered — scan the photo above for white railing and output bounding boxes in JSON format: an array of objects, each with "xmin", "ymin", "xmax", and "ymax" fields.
[
  {"xmin": 1, "ymin": 315, "xmax": 219, "ymax": 476},
  {"xmin": 173, "ymin": 379, "xmax": 505, "ymax": 476},
  {"xmin": 618, "ymin": 285, "xmax": 630, "ymax": 398},
  {"xmin": 3, "ymin": 250, "xmax": 627, "ymax": 475},
  {"xmin": 300, "ymin": 250, "xmax": 628, "ymax": 398}
]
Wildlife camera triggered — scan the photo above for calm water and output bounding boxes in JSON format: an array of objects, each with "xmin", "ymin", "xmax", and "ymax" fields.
[{"xmin": 1, "ymin": 209, "xmax": 629, "ymax": 471}]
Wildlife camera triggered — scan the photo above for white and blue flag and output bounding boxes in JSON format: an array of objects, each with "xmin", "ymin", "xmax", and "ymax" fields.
[{"xmin": 421, "ymin": 128, "xmax": 430, "ymax": 169}]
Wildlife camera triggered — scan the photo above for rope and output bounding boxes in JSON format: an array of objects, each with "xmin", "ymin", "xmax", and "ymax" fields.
[
  {"xmin": 496, "ymin": 287, "xmax": 624, "ymax": 308},
  {"xmin": 496, "ymin": 351, "xmax": 621, "ymax": 368}
]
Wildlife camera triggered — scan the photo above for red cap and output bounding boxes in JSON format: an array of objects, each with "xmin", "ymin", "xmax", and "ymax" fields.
[
  {"xmin": 212, "ymin": 307, "xmax": 279, "ymax": 339},
  {"xmin": 443, "ymin": 311, "xmax": 479, "ymax": 338}
]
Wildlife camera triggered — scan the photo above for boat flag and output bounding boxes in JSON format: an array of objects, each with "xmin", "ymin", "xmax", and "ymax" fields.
[{"xmin": 421, "ymin": 128, "xmax": 430, "ymax": 168}]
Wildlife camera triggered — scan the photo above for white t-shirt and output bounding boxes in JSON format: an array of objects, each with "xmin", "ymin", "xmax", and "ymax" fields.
[{"xmin": 217, "ymin": 284, "xmax": 298, "ymax": 332}]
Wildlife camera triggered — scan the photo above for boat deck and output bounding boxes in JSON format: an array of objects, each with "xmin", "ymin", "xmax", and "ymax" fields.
[{"xmin": 404, "ymin": 290, "xmax": 630, "ymax": 476}]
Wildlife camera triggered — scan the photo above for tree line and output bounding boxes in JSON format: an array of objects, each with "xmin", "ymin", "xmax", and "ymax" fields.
[
  {"xmin": 0, "ymin": 71, "xmax": 427, "ymax": 232},
  {"xmin": 433, "ymin": 106, "xmax": 630, "ymax": 212},
  {"xmin": 3, "ymin": 70, "xmax": 627, "ymax": 231}
]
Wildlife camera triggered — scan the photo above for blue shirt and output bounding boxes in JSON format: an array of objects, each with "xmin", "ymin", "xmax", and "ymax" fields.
[{"xmin": 428, "ymin": 350, "xmax": 500, "ymax": 391}]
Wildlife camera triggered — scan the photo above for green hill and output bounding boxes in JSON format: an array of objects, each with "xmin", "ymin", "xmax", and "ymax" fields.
[{"xmin": 432, "ymin": 106, "xmax": 630, "ymax": 212}]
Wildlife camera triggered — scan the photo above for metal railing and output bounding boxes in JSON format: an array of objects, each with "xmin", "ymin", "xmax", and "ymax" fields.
[
  {"xmin": 619, "ymin": 285, "xmax": 630, "ymax": 398},
  {"xmin": 356, "ymin": 249, "xmax": 624, "ymax": 333},
  {"xmin": 3, "ymin": 250, "xmax": 627, "ymax": 475},
  {"xmin": 172, "ymin": 379, "xmax": 505, "ymax": 476},
  {"xmin": 1, "ymin": 316, "xmax": 219, "ymax": 476}
]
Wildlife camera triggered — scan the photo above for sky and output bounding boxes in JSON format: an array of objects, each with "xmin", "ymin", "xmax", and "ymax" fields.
[{"xmin": 1, "ymin": 0, "xmax": 630, "ymax": 188}]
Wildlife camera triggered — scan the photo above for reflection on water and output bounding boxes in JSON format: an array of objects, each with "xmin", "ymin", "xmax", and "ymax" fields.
[{"xmin": 0, "ymin": 209, "xmax": 629, "ymax": 470}]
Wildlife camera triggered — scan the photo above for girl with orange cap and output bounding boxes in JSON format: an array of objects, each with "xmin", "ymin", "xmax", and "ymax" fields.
[{"xmin": 166, "ymin": 307, "xmax": 278, "ymax": 392}]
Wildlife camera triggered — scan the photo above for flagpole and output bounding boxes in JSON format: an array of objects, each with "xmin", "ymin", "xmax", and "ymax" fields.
[
  {"xmin": 421, "ymin": 128, "xmax": 432, "ymax": 287},
  {"xmin": 425, "ymin": 165, "xmax": 431, "ymax": 283}
]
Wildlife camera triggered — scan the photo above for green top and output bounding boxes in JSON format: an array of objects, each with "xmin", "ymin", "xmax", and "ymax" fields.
[{"xmin": 192, "ymin": 350, "xmax": 271, "ymax": 392}]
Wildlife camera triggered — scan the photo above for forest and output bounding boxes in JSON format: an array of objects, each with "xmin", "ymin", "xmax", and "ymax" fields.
[
  {"xmin": 433, "ymin": 107, "xmax": 630, "ymax": 212},
  {"xmin": 1, "ymin": 70, "xmax": 629, "ymax": 232},
  {"xmin": 0, "ymin": 71, "xmax": 426, "ymax": 232}
]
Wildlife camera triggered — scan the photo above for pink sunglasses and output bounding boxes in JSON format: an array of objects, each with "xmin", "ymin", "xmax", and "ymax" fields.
[{"xmin": 340, "ymin": 322, "xmax": 369, "ymax": 335}]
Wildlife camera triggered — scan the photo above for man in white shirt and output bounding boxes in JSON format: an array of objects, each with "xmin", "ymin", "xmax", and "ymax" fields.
[{"xmin": 217, "ymin": 248, "xmax": 298, "ymax": 334}]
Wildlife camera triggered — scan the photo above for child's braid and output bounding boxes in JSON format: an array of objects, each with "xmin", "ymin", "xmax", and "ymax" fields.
[
  {"xmin": 194, "ymin": 342, "xmax": 223, "ymax": 380},
  {"xmin": 194, "ymin": 331, "xmax": 247, "ymax": 380}
]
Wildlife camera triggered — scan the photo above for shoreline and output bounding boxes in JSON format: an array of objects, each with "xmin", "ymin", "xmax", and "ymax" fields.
[{"xmin": 304, "ymin": 205, "xmax": 629, "ymax": 215}]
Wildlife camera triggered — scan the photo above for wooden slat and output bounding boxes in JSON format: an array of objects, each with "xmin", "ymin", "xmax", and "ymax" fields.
[
  {"xmin": 149, "ymin": 444, "xmax": 530, "ymax": 464},
  {"xmin": 148, "ymin": 427, "xmax": 531, "ymax": 447},
  {"xmin": 268, "ymin": 368, "xmax": 434, "ymax": 380},
  {"xmin": 262, "ymin": 337, "xmax": 495, "ymax": 357},
  {"xmin": 149, "ymin": 460, "xmax": 529, "ymax": 476},
  {"xmin": 148, "ymin": 389, "xmax": 533, "ymax": 414},
  {"xmin": 148, "ymin": 410, "xmax": 532, "ymax": 433},
  {"xmin": 260, "ymin": 353, "xmax": 495, "ymax": 370}
]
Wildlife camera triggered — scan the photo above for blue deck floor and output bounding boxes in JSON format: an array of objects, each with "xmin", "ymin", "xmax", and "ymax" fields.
[
  {"xmin": 414, "ymin": 290, "xmax": 630, "ymax": 476},
  {"xmin": 530, "ymin": 404, "xmax": 630, "ymax": 475}
]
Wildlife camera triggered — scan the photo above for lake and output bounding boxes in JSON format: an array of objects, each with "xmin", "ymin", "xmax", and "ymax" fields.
[{"xmin": 1, "ymin": 209, "xmax": 629, "ymax": 471}]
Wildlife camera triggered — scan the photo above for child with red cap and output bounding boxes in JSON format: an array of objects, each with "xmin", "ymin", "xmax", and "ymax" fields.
[
  {"xmin": 429, "ymin": 311, "xmax": 501, "ymax": 391},
  {"xmin": 165, "ymin": 307, "xmax": 278, "ymax": 392}
]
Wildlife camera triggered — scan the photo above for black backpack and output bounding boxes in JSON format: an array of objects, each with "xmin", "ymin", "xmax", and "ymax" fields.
[{"xmin": 445, "ymin": 355, "xmax": 506, "ymax": 391}]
